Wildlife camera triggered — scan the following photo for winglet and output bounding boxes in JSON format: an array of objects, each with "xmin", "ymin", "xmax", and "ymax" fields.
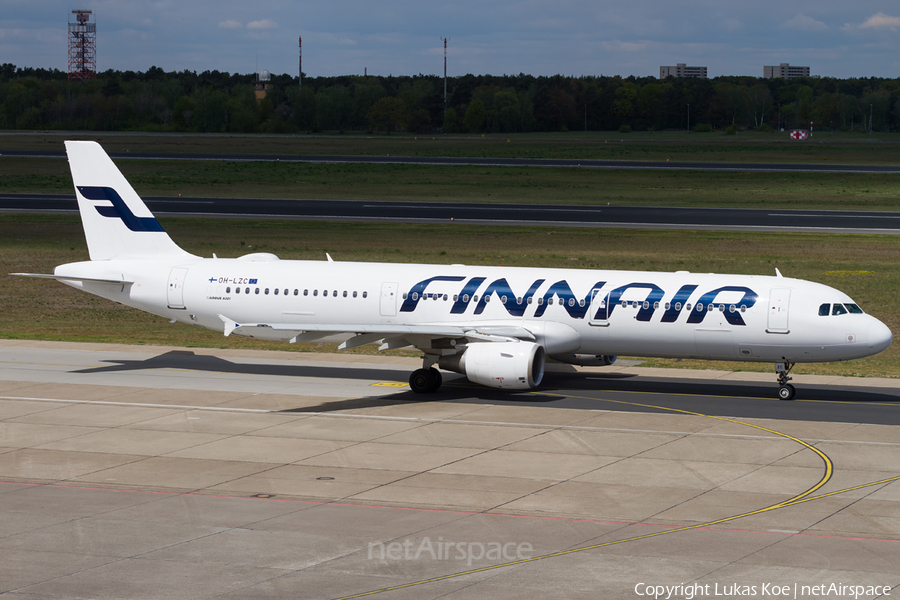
[
  {"xmin": 775, "ymin": 268, "xmax": 783, "ymax": 278},
  {"xmin": 218, "ymin": 314, "xmax": 239, "ymax": 337}
]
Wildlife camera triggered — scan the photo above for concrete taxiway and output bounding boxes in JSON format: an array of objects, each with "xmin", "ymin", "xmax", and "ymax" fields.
[{"xmin": 1, "ymin": 340, "xmax": 898, "ymax": 599}]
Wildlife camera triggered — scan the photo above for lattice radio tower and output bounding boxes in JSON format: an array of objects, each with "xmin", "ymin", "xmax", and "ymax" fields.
[{"xmin": 68, "ymin": 10, "xmax": 96, "ymax": 83}]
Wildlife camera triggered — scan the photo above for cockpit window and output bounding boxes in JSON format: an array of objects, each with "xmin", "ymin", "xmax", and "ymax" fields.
[
  {"xmin": 832, "ymin": 304, "xmax": 848, "ymax": 316},
  {"xmin": 845, "ymin": 303, "xmax": 864, "ymax": 314},
  {"xmin": 818, "ymin": 303, "xmax": 830, "ymax": 316}
]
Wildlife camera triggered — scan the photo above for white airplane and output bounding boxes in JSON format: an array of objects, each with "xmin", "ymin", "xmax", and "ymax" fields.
[{"xmin": 14, "ymin": 142, "xmax": 893, "ymax": 400}]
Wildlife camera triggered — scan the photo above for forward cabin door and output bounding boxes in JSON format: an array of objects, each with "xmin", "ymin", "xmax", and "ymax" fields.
[
  {"xmin": 767, "ymin": 288, "xmax": 791, "ymax": 333},
  {"xmin": 167, "ymin": 267, "xmax": 188, "ymax": 309},
  {"xmin": 588, "ymin": 289, "xmax": 611, "ymax": 326},
  {"xmin": 380, "ymin": 282, "xmax": 398, "ymax": 317}
]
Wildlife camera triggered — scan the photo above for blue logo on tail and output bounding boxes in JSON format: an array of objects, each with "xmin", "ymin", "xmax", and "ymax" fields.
[{"xmin": 78, "ymin": 186, "xmax": 164, "ymax": 232}]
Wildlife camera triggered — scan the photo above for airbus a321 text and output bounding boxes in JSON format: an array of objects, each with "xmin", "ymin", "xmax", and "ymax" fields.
[{"xmin": 14, "ymin": 142, "xmax": 893, "ymax": 400}]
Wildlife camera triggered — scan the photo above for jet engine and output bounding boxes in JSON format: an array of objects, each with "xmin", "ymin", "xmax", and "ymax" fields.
[{"xmin": 439, "ymin": 342, "xmax": 545, "ymax": 389}]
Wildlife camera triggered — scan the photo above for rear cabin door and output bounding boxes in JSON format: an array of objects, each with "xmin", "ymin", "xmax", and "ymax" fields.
[
  {"xmin": 167, "ymin": 267, "xmax": 188, "ymax": 309},
  {"xmin": 380, "ymin": 282, "xmax": 398, "ymax": 317},
  {"xmin": 767, "ymin": 288, "xmax": 791, "ymax": 333}
]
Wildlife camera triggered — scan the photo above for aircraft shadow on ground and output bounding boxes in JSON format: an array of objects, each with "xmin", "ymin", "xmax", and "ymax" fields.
[{"xmin": 72, "ymin": 351, "xmax": 900, "ymax": 412}]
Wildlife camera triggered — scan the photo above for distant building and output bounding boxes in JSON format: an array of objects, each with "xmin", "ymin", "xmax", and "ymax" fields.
[
  {"xmin": 255, "ymin": 69, "xmax": 273, "ymax": 101},
  {"xmin": 659, "ymin": 63, "xmax": 708, "ymax": 79},
  {"xmin": 763, "ymin": 63, "xmax": 810, "ymax": 79}
]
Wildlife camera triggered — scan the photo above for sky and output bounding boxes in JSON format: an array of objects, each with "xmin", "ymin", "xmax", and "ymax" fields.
[{"xmin": 1, "ymin": 1, "xmax": 900, "ymax": 79}]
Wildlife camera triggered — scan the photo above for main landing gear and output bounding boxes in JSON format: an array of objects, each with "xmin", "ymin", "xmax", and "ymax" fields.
[
  {"xmin": 409, "ymin": 368, "xmax": 441, "ymax": 393},
  {"xmin": 776, "ymin": 361, "xmax": 795, "ymax": 401},
  {"xmin": 410, "ymin": 355, "xmax": 443, "ymax": 394}
]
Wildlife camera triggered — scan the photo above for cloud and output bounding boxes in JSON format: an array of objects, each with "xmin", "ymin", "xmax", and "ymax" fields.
[
  {"xmin": 218, "ymin": 20, "xmax": 242, "ymax": 29},
  {"xmin": 859, "ymin": 12, "xmax": 900, "ymax": 30},
  {"xmin": 247, "ymin": 19, "xmax": 277, "ymax": 30},
  {"xmin": 601, "ymin": 40, "xmax": 648, "ymax": 53},
  {"xmin": 782, "ymin": 13, "xmax": 828, "ymax": 32}
]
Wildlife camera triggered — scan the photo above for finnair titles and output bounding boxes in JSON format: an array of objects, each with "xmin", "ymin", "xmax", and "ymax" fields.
[{"xmin": 14, "ymin": 142, "xmax": 893, "ymax": 401}]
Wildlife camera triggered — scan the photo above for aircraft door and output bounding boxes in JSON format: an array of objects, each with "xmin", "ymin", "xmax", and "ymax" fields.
[
  {"xmin": 167, "ymin": 267, "xmax": 188, "ymax": 309},
  {"xmin": 767, "ymin": 288, "xmax": 790, "ymax": 333},
  {"xmin": 380, "ymin": 282, "xmax": 398, "ymax": 317},
  {"xmin": 589, "ymin": 289, "xmax": 611, "ymax": 326}
]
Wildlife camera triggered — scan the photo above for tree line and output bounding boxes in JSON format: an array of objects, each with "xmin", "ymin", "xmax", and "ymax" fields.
[{"xmin": 3, "ymin": 63, "xmax": 900, "ymax": 134}]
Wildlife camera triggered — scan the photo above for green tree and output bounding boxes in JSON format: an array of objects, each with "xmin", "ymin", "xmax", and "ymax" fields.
[
  {"xmin": 367, "ymin": 96, "xmax": 406, "ymax": 133},
  {"xmin": 463, "ymin": 98, "xmax": 486, "ymax": 132},
  {"xmin": 443, "ymin": 106, "xmax": 459, "ymax": 133}
]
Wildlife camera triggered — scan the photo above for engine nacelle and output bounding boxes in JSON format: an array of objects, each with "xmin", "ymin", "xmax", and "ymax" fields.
[
  {"xmin": 550, "ymin": 353, "xmax": 617, "ymax": 366},
  {"xmin": 439, "ymin": 342, "xmax": 545, "ymax": 389}
]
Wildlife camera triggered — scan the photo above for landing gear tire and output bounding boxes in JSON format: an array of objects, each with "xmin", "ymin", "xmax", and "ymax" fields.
[
  {"xmin": 778, "ymin": 384, "xmax": 796, "ymax": 401},
  {"xmin": 409, "ymin": 368, "xmax": 441, "ymax": 393}
]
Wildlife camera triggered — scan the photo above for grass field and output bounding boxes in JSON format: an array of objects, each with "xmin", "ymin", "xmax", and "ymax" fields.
[
  {"xmin": 3, "ymin": 130, "xmax": 900, "ymax": 164},
  {"xmin": 3, "ymin": 157, "xmax": 900, "ymax": 211},
  {"xmin": 2, "ymin": 214, "xmax": 897, "ymax": 378}
]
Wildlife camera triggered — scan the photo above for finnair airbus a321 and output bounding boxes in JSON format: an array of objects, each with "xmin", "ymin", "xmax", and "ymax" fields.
[{"xmin": 15, "ymin": 142, "xmax": 893, "ymax": 400}]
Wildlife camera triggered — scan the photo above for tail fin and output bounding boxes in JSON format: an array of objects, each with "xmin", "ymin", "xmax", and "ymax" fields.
[{"xmin": 65, "ymin": 141, "xmax": 193, "ymax": 261}]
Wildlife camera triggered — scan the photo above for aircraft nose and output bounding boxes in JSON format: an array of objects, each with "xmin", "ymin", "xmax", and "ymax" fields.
[{"xmin": 868, "ymin": 319, "xmax": 893, "ymax": 353}]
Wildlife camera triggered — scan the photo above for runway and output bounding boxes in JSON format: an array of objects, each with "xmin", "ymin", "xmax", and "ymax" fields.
[
  {"xmin": 3, "ymin": 193, "xmax": 900, "ymax": 234},
  {"xmin": 1, "ymin": 340, "xmax": 898, "ymax": 599},
  {"xmin": 5, "ymin": 148, "xmax": 900, "ymax": 174}
]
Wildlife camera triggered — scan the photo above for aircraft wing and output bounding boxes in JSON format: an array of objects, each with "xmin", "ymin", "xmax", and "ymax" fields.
[{"xmin": 217, "ymin": 314, "xmax": 535, "ymax": 350}]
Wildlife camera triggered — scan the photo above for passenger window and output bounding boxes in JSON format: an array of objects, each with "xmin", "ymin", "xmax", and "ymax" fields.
[
  {"xmin": 265, "ymin": 288, "xmax": 270, "ymax": 295},
  {"xmin": 333, "ymin": 290, "xmax": 337, "ymax": 297},
  {"xmin": 443, "ymin": 294, "xmax": 448, "ymax": 301},
  {"xmin": 500, "ymin": 295, "xmax": 507, "ymax": 304},
  {"xmin": 274, "ymin": 289, "xmax": 279, "ymax": 295},
  {"xmin": 537, "ymin": 297, "xmax": 543, "ymax": 305},
  {"xmin": 819, "ymin": 304, "xmax": 830, "ymax": 316},
  {"xmin": 653, "ymin": 302, "xmax": 660, "ymax": 310},
  {"xmin": 245, "ymin": 287, "xmax": 250, "ymax": 294},
  {"xmin": 846, "ymin": 303, "xmax": 864, "ymax": 314},
  {"xmin": 353, "ymin": 291, "xmax": 358, "ymax": 298},
  {"xmin": 343, "ymin": 291, "xmax": 347, "ymax": 298},
  {"xmin": 362, "ymin": 291, "xmax": 367, "ymax": 298},
  {"xmin": 642, "ymin": 301, "xmax": 649, "ymax": 309},
  {"xmin": 323, "ymin": 290, "xmax": 328, "ymax": 297},
  {"xmin": 313, "ymin": 290, "xmax": 318, "ymax": 297},
  {"xmin": 412, "ymin": 292, "xmax": 418, "ymax": 300},
  {"xmin": 568, "ymin": 298, "xmax": 575, "ymax": 307},
  {"xmin": 832, "ymin": 304, "xmax": 848, "ymax": 316},
  {"xmin": 579, "ymin": 299, "xmax": 585, "ymax": 307},
  {"xmin": 294, "ymin": 289, "xmax": 298, "ymax": 296},
  {"xmin": 462, "ymin": 294, "xmax": 469, "ymax": 302},
  {"xmin": 516, "ymin": 297, "xmax": 523, "ymax": 305},
  {"xmin": 226, "ymin": 287, "xmax": 231, "ymax": 293},
  {"xmin": 304, "ymin": 289, "xmax": 308, "ymax": 296},
  {"xmin": 674, "ymin": 302, "xmax": 681, "ymax": 310},
  {"xmin": 235, "ymin": 287, "xmax": 240, "ymax": 294},
  {"xmin": 255, "ymin": 288, "xmax": 260, "ymax": 295},
  {"xmin": 527, "ymin": 297, "xmax": 533, "ymax": 304},
  {"xmin": 665, "ymin": 302, "xmax": 670, "ymax": 310}
]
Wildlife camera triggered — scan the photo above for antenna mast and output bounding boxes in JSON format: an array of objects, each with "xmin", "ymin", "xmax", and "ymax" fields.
[
  {"xmin": 298, "ymin": 36, "xmax": 302, "ymax": 91},
  {"xmin": 68, "ymin": 10, "xmax": 96, "ymax": 83},
  {"xmin": 441, "ymin": 37, "xmax": 449, "ymax": 115}
]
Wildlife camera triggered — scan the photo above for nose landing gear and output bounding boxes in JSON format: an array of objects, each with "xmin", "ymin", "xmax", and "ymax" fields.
[{"xmin": 776, "ymin": 361, "xmax": 795, "ymax": 400}]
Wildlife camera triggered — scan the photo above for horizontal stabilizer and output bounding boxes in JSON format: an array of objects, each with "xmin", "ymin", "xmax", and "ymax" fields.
[{"xmin": 11, "ymin": 273, "xmax": 133, "ymax": 285}]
